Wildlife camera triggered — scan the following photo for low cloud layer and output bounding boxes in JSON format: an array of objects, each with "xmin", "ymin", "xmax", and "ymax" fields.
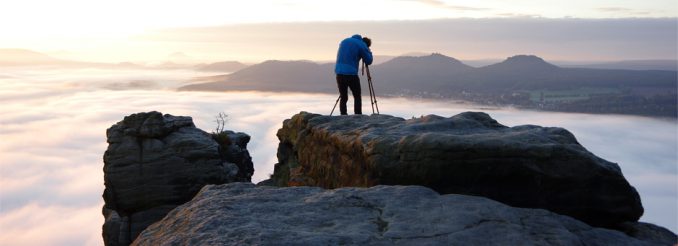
[
  {"xmin": 597, "ymin": 7, "xmax": 652, "ymax": 16},
  {"xmin": 0, "ymin": 68, "xmax": 676, "ymax": 245}
]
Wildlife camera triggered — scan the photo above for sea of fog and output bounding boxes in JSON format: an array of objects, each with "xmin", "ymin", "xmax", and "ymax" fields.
[{"xmin": 0, "ymin": 68, "xmax": 676, "ymax": 245}]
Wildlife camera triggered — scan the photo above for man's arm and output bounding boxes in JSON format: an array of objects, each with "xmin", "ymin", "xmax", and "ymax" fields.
[{"xmin": 360, "ymin": 45, "xmax": 373, "ymax": 65}]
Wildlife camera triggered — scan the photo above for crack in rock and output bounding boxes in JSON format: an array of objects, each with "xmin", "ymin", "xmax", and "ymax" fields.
[
  {"xmin": 343, "ymin": 195, "xmax": 390, "ymax": 237},
  {"xmin": 374, "ymin": 207, "xmax": 389, "ymax": 236},
  {"xmin": 391, "ymin": 219, "xmax": 507, "ymax": 240}
]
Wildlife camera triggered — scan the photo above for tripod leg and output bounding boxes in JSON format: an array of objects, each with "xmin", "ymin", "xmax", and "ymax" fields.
[
  {"xmin": 330, "ymin": 96, "xmax": 340, "ymax": 116},
  {"xmin": 365, "ymin": 65, "xmax": 379, "ymax": 115},
  {"xmin": 368, "ymin": 79, "xmax": 379, "ymax": 114},
  {"xmin": 368, "ymin": 79, "xmax": 375, "ymax": 114},
  {"xmin": 372, "ymin": 84, "xmax": 379, "ymax": 114}
]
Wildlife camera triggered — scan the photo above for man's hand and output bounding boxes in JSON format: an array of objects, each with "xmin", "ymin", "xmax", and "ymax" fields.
[{"xmin": 366, "ymin": 65, "xmax": 372, "ymax": 82}]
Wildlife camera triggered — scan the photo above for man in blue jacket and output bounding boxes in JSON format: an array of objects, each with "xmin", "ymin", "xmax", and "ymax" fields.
[{"xmin": 335, "ymin": 34, "xmax": 373, "ymax": 115}]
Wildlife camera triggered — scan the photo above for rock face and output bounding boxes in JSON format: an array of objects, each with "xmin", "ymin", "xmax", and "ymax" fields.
[
  {"xmin": 269, "ymin": 112, "xmax": 643, "ymax": 228},
  {"xmin": 102, "ymin": 111, "xmax": 253, "ymax": 246},
  {"xmin": 133, "ymin": 183, "xmax": 675, "ymax": 246}
]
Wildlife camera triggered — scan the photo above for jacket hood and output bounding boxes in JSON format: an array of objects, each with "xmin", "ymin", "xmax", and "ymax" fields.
[{"xmin": 351, "ymin": 34, "xmax": 362, "ymax": 40}]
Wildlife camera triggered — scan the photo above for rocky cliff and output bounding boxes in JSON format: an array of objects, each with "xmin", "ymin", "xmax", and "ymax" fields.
[
  {"xmin": 267, "ymin": 112, "xmax": 643, "ymax": 228},
  {"xmin": 102, "ymin": 111, "xmax": 253, "ymax": 246},
  {"xmin": 132, "ymin": 183, "xmax": 676, "ymax": 245},
  {"xmin": 103, "ymin": 111, "xmax": 676, "ymax": 245}
]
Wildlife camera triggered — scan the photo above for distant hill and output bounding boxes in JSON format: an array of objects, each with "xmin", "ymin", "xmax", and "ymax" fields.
[
  {"xmin": 371, "ymin": 55, "xmax": 396, "ymax": 65},
  {"xmin": 455, "ymin": 55, "xmax": 561, "ymax": 91},
  {"xmin": 371, "ymin": 53, "xmax": 474, "ymax": 92},
  {"xmin": 0, "ymin": 49, "xmax": 69, "ymax": 66},
  {"xmin": 195, "ymin": 61, "xmax": 248, "ymax": 72},
  {"xmin": 0, "ymin": 48, "xmax": 146, "ymax": 69},
  {"xmin": 446, "ymin": 56, "xmax": 676, "ymax": 92},
  {"xmin": 0, "ymin": 48, "xmax": 249, "ymax": 71},
  {"xmin": 481, "ymin": 55, "xmax": 559, "ymax": 72},
  {"xmin": 182, "ymin": 60, "xmax": 334, "ymax": 92},
  {"xmin": 379, "ymin": 53, "xmax": 473, "ymax": 72}
]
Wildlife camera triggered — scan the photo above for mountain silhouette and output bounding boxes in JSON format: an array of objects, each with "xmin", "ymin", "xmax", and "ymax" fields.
[
  {"xmin": 371, "ymin": 53, "xmax": 473, "ymax": 94},
  {"xmin": 481, "ymin": 55, "xmax": 558, "ymax": 72},
  {"xmin": 180, "ymin": 53, "xmax": 676, "ymax": 95},
  {"xmin": 460, "ymin": 55, "xmax": 562, "ymax": 90},
  {"xmin": 182, "ymin": 60, "xmax": 334, "ymax": 92},
  {"xmin": 457, "ymin": 55, "xmax": 675, "ymax": 91},
  {"xmin": 378, "ymin": 53, "xmax": 472, "ymax": 72},
  {"xmin": 0, "ymin": 48, "xmax": 145, "ymax": 69},
  {"xmin": 195, "ymin": 61, "xmax": 248, "ymax": 72},
  {"xmin": 0, "ymin": 49, "xmax": 67, "ymax": 65}
]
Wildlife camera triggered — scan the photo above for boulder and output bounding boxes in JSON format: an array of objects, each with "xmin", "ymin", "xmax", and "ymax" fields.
[
  {"xmin": 268, "ymin": 112, "xmax": 643, "ymax": 227},
  {"xmin": 102, "ymin": 111, "xmax": 253, "ymax": 246},
  {"xmin": 617, "ymin": 222, "xmax": 678, "ymax": 245},
  {"xmin": 133, "ymin": 183, "xmax": 671, "ymax": 245}
]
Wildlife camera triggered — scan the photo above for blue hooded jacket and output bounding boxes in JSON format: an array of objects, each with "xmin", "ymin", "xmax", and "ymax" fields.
[{"xmin": 335, "ymin": 34, "xmax": 373, "ymax": 75}]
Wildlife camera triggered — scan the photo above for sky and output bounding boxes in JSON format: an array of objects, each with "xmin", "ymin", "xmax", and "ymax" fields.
[
  {"xmin": 0, "ymin": 0, "xmax": 676, "ymax": 62},
  {"xmin": 0, "ymin": 67, "xmax": 676, "ymax": 245}
]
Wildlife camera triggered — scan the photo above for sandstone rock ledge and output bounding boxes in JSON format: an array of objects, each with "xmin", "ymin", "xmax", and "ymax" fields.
[
  {"xmin": 102, "ymin": 111, "xmax": 253, "ymax": 245},
  {"xmin": 133, "ymin": 183, "xmax": 674, "ymax": 246},
  {"xmin": 268, "ymin": 112, "xmax": 643, "ymax": 228}
]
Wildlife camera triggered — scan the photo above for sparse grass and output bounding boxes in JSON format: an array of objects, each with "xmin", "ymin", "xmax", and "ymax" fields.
[
  {"xmin": 211, "ymin": 112, "xmax": 231, "ymax": 145},
  {"xmin": 213, "ymin": 112, "xmax": 229, "ymax": 133},
  {"xmin": 212, "ymin": 131, "xmax": 232, "ymax": 145}
]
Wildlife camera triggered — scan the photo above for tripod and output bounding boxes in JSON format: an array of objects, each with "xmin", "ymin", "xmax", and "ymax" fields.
[
  {"xmin": 364, "ymin": 63, "xmax": 380, "ymax": 115},
  {"xmin": 330, "ymin": 63, "xmax": 380, "ymax": 116}
]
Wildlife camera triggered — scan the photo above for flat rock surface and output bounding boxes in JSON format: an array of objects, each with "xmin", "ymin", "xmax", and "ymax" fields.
[
  {"xmin": 270, "ymin": 111, "xmax": 643, "ymax": 227},
  {"xmin": 133, "ymin": 183, "xmax": 668, "ymax": 246}
]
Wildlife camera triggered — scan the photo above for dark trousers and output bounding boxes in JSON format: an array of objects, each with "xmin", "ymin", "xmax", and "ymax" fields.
[{"xmin": 336, "ymin": 74, "xmax": 361, "ymax": 115}]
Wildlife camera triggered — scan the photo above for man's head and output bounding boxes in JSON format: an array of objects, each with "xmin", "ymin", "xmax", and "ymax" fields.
[{"xmin": 362, "ymin": 37, "xmax": 372, "ymax": 47}]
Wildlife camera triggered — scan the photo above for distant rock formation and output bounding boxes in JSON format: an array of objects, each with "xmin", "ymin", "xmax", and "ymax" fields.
[
  {"xmin": 481, "ymin": 55, "xmax": 559, "ymax": 72},
  {"xmin": 267, "ymin": 112, "xmax": 643, "ymax": 228},
  {"xmin": 132, "ymin": 183, "xmax": 676, "ymax": 245},
  {"xmin": 102, "ymin": 111, "xmax": 253, "ymax": 246}
]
